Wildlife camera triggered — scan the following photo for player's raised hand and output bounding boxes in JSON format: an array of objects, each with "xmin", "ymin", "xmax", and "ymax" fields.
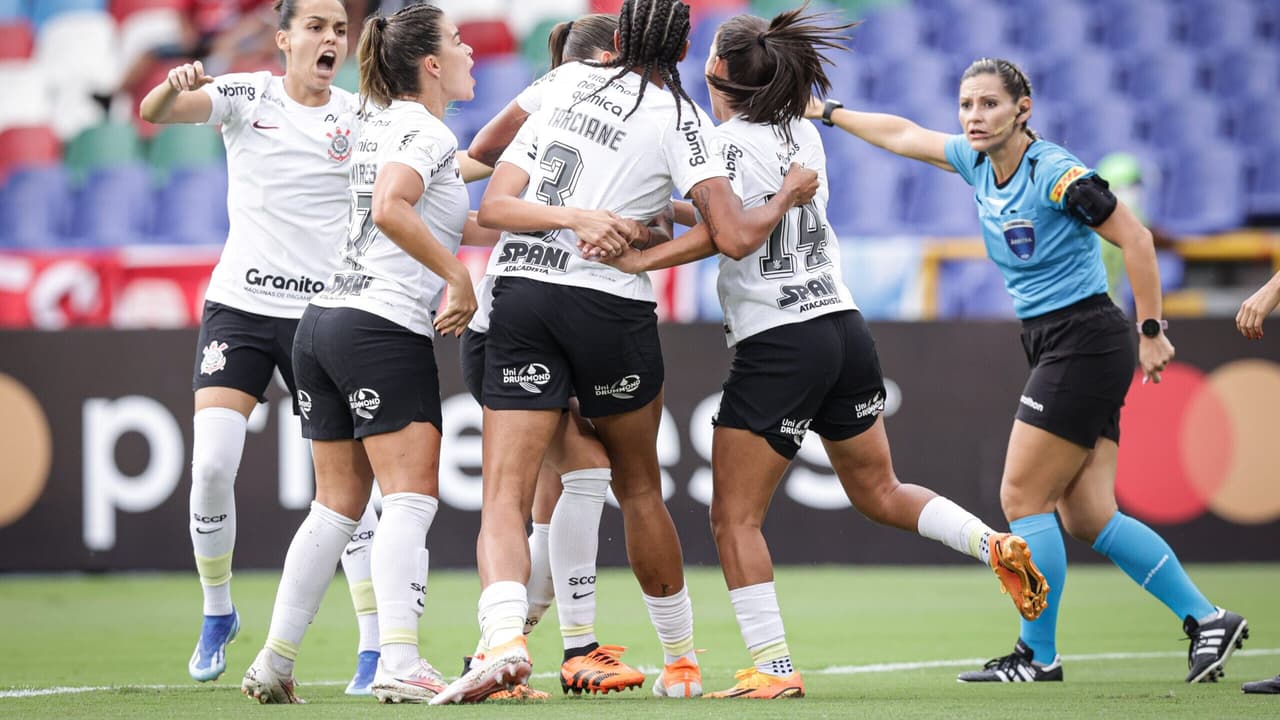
[
  {"xmin": 804, "ymin": 96, "xmax": 826, "ymax": 120},
  {"xmin": 167, "ymin": 61, "xmax": 214, "ymax": 92}
]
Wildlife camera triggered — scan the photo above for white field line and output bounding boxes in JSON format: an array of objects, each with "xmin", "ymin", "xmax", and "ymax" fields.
[{"xmin": 4, "ymin": 648, "xmax": 1278, "ymax": 699}]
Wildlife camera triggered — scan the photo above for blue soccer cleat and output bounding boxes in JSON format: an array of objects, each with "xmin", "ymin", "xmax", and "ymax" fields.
[
  {"xmin": 189, "ymin": 608, "xmax": 240, "ymax": 682},
  {"xmin": 345, "ymin": 650, "xmax": 381, "ymax": 696}
]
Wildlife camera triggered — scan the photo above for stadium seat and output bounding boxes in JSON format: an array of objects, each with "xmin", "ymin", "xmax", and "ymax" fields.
[
  {"xmin": 850, "ymin": 5, "xmax": 926, "ymax": 60},
  {"xmin": 505, "ymin": 0, "xmax": 576, "ymax": 39},
  {"xmin": 1245, "ymin": 144, "xmax": 1280, "ymax": 217},
  {"xmin": 821, "ymin": 146, "xmax": 910, "ymax": 236},
  {"xmin": 1025, "ymin": 50, "xmax": 1118, "ymax": 105},
  {"xmin": 1050, "ymin": 99, "xmax": 1139, "ymax": 163},
  {"xmin": 588, "ymin": 0, "xmax": 620, "ymax": 13},
  {"xmin": 518, "ymin": 15, "xmax": 568, "ymax": 74},
  {"xmin": 1177, "ymin": 0, "xmax": 1259, "ymax": 51},
  {"xmin": 151, "ymin": 166, "xmax": 228, "ymax": 243},
  {"xmin": 936, "ymin": 259, "xmax": 1014, "ymax": 319},
  {"xmin": 0, "ymin": 19, "xmax": 33, "ymax": 59},
  {"xmin": 865, "ymin": 51, "xmax": 951, "ymax": 112},
  {"xmin": 1156, "ymin": 144, "xmax": 1246, "ymax": 235},
  {"xmin": 1095, "ymin": 0, "xmax": 1177, "ymax": 53},
  {"xmin": 108, "ymin": 0, "xmax": 185, "ymax": 23},
  {"xmin": 902, "ymin": 163, "xmax": 978, "ymax": 237},
  {"xmin": 64, "ymin": 122, "xmax": 143, "ymax": 183},
  {"xmin": 687, "ymin": 7, "xmax": 739, "ymax": 58},
  {"xmin": 117, "ymin": 7, "xmax": 183, "ymax": 70},
  {"xmin": 29, "ymin": 0, "xmax": 104, "ymax": 28},
  {"xmin": 926, "ymin": 0, "xmax": 1012, "ymax": 60},
  {"xmin": 0, "ymin": 61, "xmax": 52, "ymax": 134},
  {"xmin": 434, "ymin": 0, "xmax": 511, "ymax": 25},
  {"xmin": 458, "ymin": 19, "xmax": 516, "ymax": 59},
  {"xmin": 0, "ymin": 165, "xmax": 71, "ymax": 248},
  {"xmin": 1137, "ymin": 95, "xmax": 1225, "ymax": 149},
  {"xmin": 1009, "ymin": 0, "xmax": 1091, "ymax": 57},
  {"xmin": 1204, "ymin": 47, "xmax": 1279, "ymax": 101},
  {"xmin": 468, "ymin": 55, "xmax": 533, "ymax": 116},
  {"xmin": 69, "ymin": 163, "xmax": 154, "ymax": 245},
  {"xmin": 34, "ymin": 10, "xmax": 120, "ymax": 95},
  {"xmin": 146, "ymin": 123, "xmax": 223, "ymax": 182},
  {"xmin": 333, "ymin": 58, "xmax": 357, "ymax": 93},
  {"xmin": 0, "ymin": 125, "xmax": 60, "ymax": 182},
  {"xmin": 1226, "ymin": 96, "xmax": 1280, "ymax": 150},
  {"xmin": 676, "ymin": 50, "xmax": 711, "ymax": 111},
  {"xmin": 1117, "ymin": 48, "xmax": 1202, "ymax": 102}
]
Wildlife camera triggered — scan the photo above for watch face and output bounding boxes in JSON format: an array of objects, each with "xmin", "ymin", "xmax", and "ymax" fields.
[{"xmin": 1142, "ymin": 319, "xmax": 1161, "ymax": 337}]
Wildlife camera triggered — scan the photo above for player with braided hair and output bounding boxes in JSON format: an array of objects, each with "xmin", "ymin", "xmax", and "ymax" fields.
[{"xmin": 429, "ymin": 0, "xmax": 818, "ymax": 704}]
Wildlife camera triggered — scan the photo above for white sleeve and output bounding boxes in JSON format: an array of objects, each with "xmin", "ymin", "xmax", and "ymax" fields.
[
  {"xmin": 496, "ymin": 120, "xmax": 538, "ymax": 175},
  {"xmin": 199, "ymin": 72, "xmax": 266, "ymax": 127},
  {"xmin": 661, "ymin": 106, "xmax": 728, "ymax": 198},
  {"xmin": 514, "ymin": 66, "xmax": 560, "ymax": 113},
  {"xmin": 386, "ymin": 125, "xmax": 454, "ymax": 187},
  {"xmin": 711, "ymin": 134, "xmax": 746, "ymax": 200}
]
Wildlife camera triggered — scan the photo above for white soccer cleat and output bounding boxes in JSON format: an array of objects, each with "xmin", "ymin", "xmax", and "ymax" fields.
[
  {"xmin": 241, "ymin": 648, "xmax": 304, "ymax": 704},
  {"xmin": 371, "ymin": 657, "xmax": 447, "ymax": 703},
  {"xmin": 429, "ymin": 637, "xmax": 531, "ymax": 705}
]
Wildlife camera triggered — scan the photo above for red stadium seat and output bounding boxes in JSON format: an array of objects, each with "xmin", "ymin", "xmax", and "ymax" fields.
[
  {"xmin": 109, "ymin": 0, "xmax": 190, "ymax": 23},
  {"xmin": 590, "ymin": 0, "xmax": 622, "ymax": 13},
  {"xmin": 0, "ymin": 20, "xmax": 33, "ymax": 59},
  {"xmin": 0, "ymin": 125, "xmax": 61, "ymax": 183},
  {"xmin": 458, "ymin": 19, "xmax": 516, "ymax": 58}
]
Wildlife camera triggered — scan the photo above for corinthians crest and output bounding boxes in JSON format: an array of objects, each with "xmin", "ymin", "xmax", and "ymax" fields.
[{"xmin": 326, "ymin": 126, "xmax": 352, "ymax": 162}]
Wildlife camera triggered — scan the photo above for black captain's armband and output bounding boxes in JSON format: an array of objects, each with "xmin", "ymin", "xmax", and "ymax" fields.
[{"xmin": 1062, "ymin": 175, "xmax": 1118, "ymax": 227}]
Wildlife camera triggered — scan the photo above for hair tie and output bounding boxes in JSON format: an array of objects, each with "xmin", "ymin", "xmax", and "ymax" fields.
[
  {"xmin": 565, "ymin": 19, "xmax": 574, "ymax": 35},
  {"xmin": 756, "ymin": 32, "xmax": 767, "ymax": 47},
  {"xmin": 376, "ymin": 15, "xmax": 388, "ymax": 29}
]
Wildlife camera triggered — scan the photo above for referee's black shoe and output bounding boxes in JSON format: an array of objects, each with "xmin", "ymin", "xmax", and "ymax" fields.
[
  {"xmin": 1242, "ymin": 675, "xmax": 1280, "ymax": 694},
  {"xmin": 1184, "ymin": 608, "xmax": 1248, "ymax": 683},
  {"xmin": 957, "ymin": 639, "xmax": 1063, "ymax": 683}
]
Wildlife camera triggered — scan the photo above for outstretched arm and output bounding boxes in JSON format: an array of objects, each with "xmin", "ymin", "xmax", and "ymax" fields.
[
  {"xmin": 805, "ymin": 97, "xmax": 953, "ymax": 172},
  {"xmin": 139, "ymin": 61, "xmax": 215, "ymax": 124}
]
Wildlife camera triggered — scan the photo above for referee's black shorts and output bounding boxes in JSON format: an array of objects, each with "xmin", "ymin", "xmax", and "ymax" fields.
[{"xmin": 1016, "ymin": 294, "xmax": 1136, "ymax": 448}]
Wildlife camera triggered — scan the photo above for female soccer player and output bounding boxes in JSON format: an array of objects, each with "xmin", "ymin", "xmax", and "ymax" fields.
[
  {"xmin": 138, "ymin": 0, "xmax": 379, "ymax": 689},
  {"xmin": 603, "ymin": 7, "xmax": 1049, "ymax": 699},
  {"xmin": 430, "ymin": 0, "xmax": 819, "ymax": 704},
  {"xmin": 461, "ymin": 13, "xmax": 648, "ymax": 698},
  {"xmin": 238, "ymin": 3, "xmax": 477, "ymax": 703},
  {"xmin": 814, "ymin": 57, "xmax": 1247, "ymax": 683}
]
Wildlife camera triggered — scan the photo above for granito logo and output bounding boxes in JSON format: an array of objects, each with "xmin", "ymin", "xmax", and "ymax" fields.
[
  {"xmin": 296, "ymin": 389, "xmax": 312, "ymax": 419},
  {"xmin": 594, "ymin": 374, "xmax": 640, "ymax": 399},
  {"xmin": 503, "ymin": 364, "xmax": 552, "ymax": 394},
  {"xmin": 855, "ymin": 391, "xmax": 885, "ymax": 419},
  {"xmin": 348, "ymin": 388, "xmax": 381, "ymax": 420},
  {"xmin": 200, "ymin": 341, "xmax": 228, "ymax": 375},
  {"xmin": 245, "ymin": 268, "xmax": 324, "ymax": 295}
]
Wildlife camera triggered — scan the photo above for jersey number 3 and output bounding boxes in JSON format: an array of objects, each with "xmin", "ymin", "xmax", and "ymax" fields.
[
  {"xmin": 531, "ymin": 142, "xmax": 583, "ymax": 242},
  {"xmin": 760, "ymin": 199, "xmax": 831, "ymax": 280}
]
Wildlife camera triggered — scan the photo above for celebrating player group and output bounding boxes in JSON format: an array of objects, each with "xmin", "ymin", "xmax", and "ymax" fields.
[{"xmin": 139, "ymin": 0, "xmax": 1264, "ymax": 704}]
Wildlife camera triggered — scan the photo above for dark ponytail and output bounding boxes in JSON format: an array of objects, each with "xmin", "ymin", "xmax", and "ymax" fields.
[
  {"xmin": 962, "ymin": 57, "xmax": 1039, "ymax": 141},
  {"xmin": 709, "ymin": 3, "xmax": 854, "ymax": 144},
  {"xmin": 548, "ymin": 13, "xmax": 618, "ymax": 69},
  {"xmin": 357, "ymin": 4, "xmax": 444, "ymax": 112}
]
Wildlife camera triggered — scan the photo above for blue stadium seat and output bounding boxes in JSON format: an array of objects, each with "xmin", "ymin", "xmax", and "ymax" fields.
[
  {"xmin": 29, "ymin": 0, "xmax": 104, "ymax": 28},
  {"xmin": 687, "ymin": 8, "xmax": 738, "ymax": 59},
  {"xmin": 1204, "ymin": 47, "xmax": 1279, "ymax": 101},
  {"xmin": 1226, "ymin": 96, "xmax": 1280, "ymax": 150},
  {"xmin": 1137, "ymin": 95, "xmax": 1225, "ymax": 149},
  {"xmin": 468, "ymin": 55, "xmax": 533, "ymax": 117},
  {"xmin": 0, "ymin": 165, "xmax": 70, "ymax": 248},
  {"xmin": 821, "ymin": 147, "xmax": 909, "ymax": 236},
  {"xmin": 851, "ymin": 5, "xmax": 926, "ymax": 60},
  {"xmin": 152, "ymin": 166, "xmax": 228, "ymax": 244},
  {"xmin": 1051, "ymin": 100, "xmax": 1141, "ymax": 165},
  {"xmin": 1245, "ymin": 144, "xmax": 1280, "ymax": 217},
  {"xmin": 69, "ymin": 164, "xmax": 153, "ymax": 245},
  {"xmin": 936, "ymin": 259, "xmax": 1014, "ymax": 319},
  {"xmin": 1010, "ymin": 0, "xmax": 1092, "ymax": 57},
  {"xmin": 1156, "ymin": 144, "xmax": 1246, "ymax": 235},
  {"xmin": 0, "ymin": 0, "xmax": 25, "ymax": 21},
  {"xmin": 902, "ymin": 163, "xmax": 978, "ymax": 237},
  {"xmin": 1032, "ymin": 50, "xmax": 1119, "ymax": 105},
  {"xmin": 1177, "ymin": 0, "xmax": 1260, "ymax": 50},
  {"xmin": 1095, "ymin": 0, "xmax": 1177, "ymax": 52},
  {"xmin": 1118, "ymin": 48, "xmax": 1203, "ymax": 102},
  {"xmin": 676, "ymin": 51, "xmax": 711, "ymax": 111},
  {"xmin": 866, "ymin": 51, "xmax": 952, "ymax": 111},
  {"xmin": 926, "ymin": 0, "xmax": 1012, "ymax": 60}
]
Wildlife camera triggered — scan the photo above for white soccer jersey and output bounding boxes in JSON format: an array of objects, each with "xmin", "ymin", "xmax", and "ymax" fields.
[
  {"xmin": 469, "ymin": 119, "xmax": 538, "ymax": 334},
  {"xmin": 713, "ymin": 117, "xmax": 857, "ymax": 347},
  {"xmin": 199, "ymin": 71, "xmax": 360, "ymax": 318},
  {"xmin": 491, "ymin": 61, "xmax": 726, "ymax": 302},
  {"xmin": 311, "ymin": 100, "xmax": 469, "ymax": 338}
]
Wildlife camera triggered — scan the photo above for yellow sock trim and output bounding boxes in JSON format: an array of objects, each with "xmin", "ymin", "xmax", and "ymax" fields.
[
  {"xmin": 348, "ymin": 580, "xmax": 376, "ymax": 615},
  {"xmin": 382, "ymin": 629, "xmax": 419, "ymax": 646},
  {"xmin": 560, "ymin": 623, "xmax": 594, "ymax": 638},
  {"xmin": 195, "ymin": 551, "xmax": 233, "ymax": 587},
  {"xmin": 750, "ymin": 639, "xmax": 790, "ymax": 666},
  {"xmin": 662, "ymin": 636, "xmax": 695, "ymax": 659},
  {"xmin": 266, "ymin": 638, "xmax": 299, "ymax": 661}
]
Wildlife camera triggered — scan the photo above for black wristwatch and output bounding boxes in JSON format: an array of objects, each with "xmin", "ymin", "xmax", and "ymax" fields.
[
  {"xmin": 821, "ymin": 99, "xmax": 843, "ymax": 126},
  {"xmin": 1139, "ymin": 318, "xmax": 1167, "ymax": 338}
]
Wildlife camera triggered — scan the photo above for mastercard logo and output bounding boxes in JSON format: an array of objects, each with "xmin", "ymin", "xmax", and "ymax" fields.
[
  {"xmin": 0, "ymin": 373, "xmax": 52, "ymax": 527},
  {"xmin": 1116, "ymin": 359, "xmax": 1280, "ymax": 525}
]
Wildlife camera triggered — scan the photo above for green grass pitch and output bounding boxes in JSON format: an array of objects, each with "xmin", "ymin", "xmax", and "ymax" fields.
[{"xmin": 2, "ymin": 564, "xmax": 1279, "ymax": 718}]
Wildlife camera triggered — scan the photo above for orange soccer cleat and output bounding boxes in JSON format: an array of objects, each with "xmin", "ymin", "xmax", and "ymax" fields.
[
  {"xmin": 707, "ymin": 668, "xmax": 805, "ymax": 699},
  {"xmin": 560, "ymin": 644, "xmax": 645, "ymax": 695},
  {"xmin": 989, "ymin": 533, "xmax": 1049, "ymax": 621}
]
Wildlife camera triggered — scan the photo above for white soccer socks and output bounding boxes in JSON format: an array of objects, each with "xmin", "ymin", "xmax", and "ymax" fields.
[
  {"xmin": 190, "ymin": 407, "xmax": 248, "ymax": 616},
  {"xmin": 372, "ymin": 492, "xmax": 438, "ymax": 674},
  {"xmin": 916, "ymin": 496, "xmax": 995, "ymax": 564},
  {"xmin": 341, "ymin": 503, "xmax": 380, "ymax": 654},
  {"xmin": 550, "ymin": 468, "xmax": 610, "ymax": 651}
]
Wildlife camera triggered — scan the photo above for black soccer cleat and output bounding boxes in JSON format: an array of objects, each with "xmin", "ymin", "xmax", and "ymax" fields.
[
  {"xmin": 1242, "ymin": 675, "xmax": 1280, "ymax": 694},
  {"xmin": 1184, "ymin": 608, "xmax": 1248, "ymax": 683},
  {"xmin": 957, "ymin": 639, "xmax": 1063, "ymax": 683}
]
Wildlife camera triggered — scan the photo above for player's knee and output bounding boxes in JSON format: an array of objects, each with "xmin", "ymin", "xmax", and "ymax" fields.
[
  {"xmin": 560, "ymin": 469, "xmax": 610, "ymax": 500},
  {"xmin": 1060, "ymin": 512, "xmax": 1105, "ymax": 544},
  {"xmin": 191, "ymin": 453, "xmax": 238, "ymax": 493}
]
